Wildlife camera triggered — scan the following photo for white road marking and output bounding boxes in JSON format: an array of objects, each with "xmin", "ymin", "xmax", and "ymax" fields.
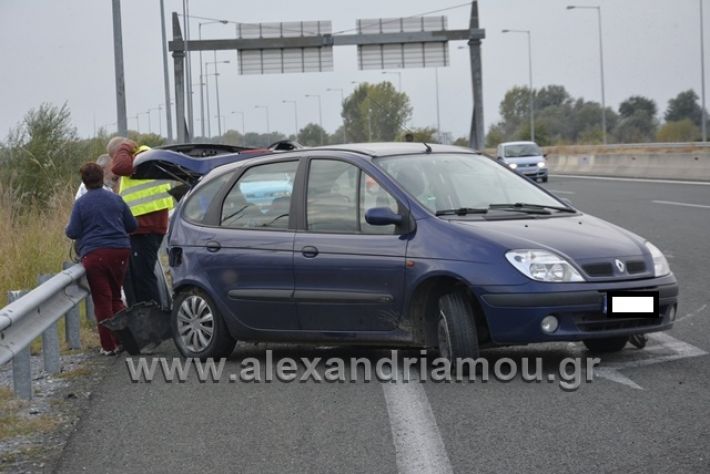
[
  {"xmin": 675, "ymin": 304, "xmax": 708, "ymax": 323},
  {"xmin": 382, "ymin": 370, "xmax": 453, "ymax": 474},
  {"xmin": 550, "ymin": 174, "xmax": 710, "ymax": 186},
  {"xmin": 652, "ymin": 200, "xmax": 710, "ymax": 209},
  {"xmin": 548, "ymin": 189, "xmax": 576, "ymax": 195},
  {"xmin": 593, "ymin": 333, "xmax": 708, "ymax": 389}
]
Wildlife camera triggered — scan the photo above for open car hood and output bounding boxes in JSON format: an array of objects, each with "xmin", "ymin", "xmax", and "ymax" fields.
[{"xmin": 132, "ymin": 141, "xmax": 303, "ymax": 186}]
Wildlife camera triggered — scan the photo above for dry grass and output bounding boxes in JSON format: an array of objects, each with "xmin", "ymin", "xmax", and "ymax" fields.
[
  {"xmin": 0, "ymin": 184, "xmax": 100, "ymax": 352},
  {"xmin": 0, "ymin": 388, "xmax": 59, "ymax": 442},
  {"xmin": 0, "ymin": 184, "xmax": 75, "ymax": 306}
]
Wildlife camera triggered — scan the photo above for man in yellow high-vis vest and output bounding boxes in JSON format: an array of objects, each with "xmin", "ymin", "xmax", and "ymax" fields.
[{"xmin": 108, "ymin": 137, "xmax": 174, "ymax": 307}]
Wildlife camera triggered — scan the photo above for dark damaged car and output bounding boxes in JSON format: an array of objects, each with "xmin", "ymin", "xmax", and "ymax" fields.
[{"xmin": 135, "ymin": 142, "xmax": 679, "ymax": 361}]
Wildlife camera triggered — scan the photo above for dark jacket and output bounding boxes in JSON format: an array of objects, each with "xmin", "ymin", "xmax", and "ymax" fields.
[{"xmin": 65, "ymin": 188, "xmax": 138, "ymax": 257}]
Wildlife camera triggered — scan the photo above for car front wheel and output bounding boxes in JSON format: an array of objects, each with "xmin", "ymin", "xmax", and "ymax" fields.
[
  {"xmin": 172, "ymin": 288, "xmax": 236, "ymax": 359},
  {"xmin": 437, "ymin": 289, "xmax": 480, "ymax": 362},
  {"xmin": 583, "ymin": 336, "xmax": 628, "ymax": 353}
]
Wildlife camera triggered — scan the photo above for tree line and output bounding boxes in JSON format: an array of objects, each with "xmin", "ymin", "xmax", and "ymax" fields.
[{"xmin": 487, "ymin": 86, "xmax": 706, "ymax": 146}]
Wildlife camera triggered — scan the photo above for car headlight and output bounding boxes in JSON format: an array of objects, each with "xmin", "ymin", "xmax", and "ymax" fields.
[
  {"xmin": 505, "ymin": 249, "xmax": 585, "ymax": 282},
  {"xmin": 537, "ymin": 161, "xmax": 547, "ymax": 168},
  {"xmin": 508, "ymin": 163, "xmax": 518, "ymax": 170},
  {"xmin": 645, "ymin": 241, "xmax": 670, "ymax": 277}
]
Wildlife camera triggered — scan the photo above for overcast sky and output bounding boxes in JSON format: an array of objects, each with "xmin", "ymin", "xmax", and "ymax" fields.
[{"xmin": 0, "ymin": 0, "xmax": 706, "ymax": 141}]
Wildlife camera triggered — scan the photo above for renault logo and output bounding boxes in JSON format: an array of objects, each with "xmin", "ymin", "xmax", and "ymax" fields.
[{"xmin": 614, "ymin": 259, "xmax": 625, "ymax": 273}]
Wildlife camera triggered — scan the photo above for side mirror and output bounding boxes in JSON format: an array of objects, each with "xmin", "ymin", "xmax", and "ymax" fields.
[{"xmin": 365, "ymin": 207, "xmax": 403, "ymax": 226}]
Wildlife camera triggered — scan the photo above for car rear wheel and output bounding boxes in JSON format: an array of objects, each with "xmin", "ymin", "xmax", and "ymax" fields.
[
  {"xmin": 172, "ymin": 288, "xmax": 236, "ymax": 359},
  {"xmin": 583, "ymin": 336, "xmax": 629, "ymax": 353},
  {"xmin": 437, "ymin": 289, "xmax": 480, "ymax": 363}
]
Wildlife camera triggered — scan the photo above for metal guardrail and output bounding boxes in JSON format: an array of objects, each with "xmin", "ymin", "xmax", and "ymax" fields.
[{"xmin": 0, "ymin": 263, "xmax": 90, "ymax": 399}]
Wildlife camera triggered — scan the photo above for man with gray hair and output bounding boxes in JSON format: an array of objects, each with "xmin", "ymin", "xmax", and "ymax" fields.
[{"xmin": 75, "ymin": 154, "xmax": 117, "ymax": 200}]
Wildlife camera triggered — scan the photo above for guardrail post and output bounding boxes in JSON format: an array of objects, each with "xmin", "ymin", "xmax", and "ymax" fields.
[
  {"xmin": 38, "ymin": 274, "xmax": 60, "ymax": 374},
  {"xmin": 8, "ymin": 290, "xmax": 32, "ymax": 400},
  {"xmin": 62, "ymin": 262, "xmax": 82, "ymax": 350}
]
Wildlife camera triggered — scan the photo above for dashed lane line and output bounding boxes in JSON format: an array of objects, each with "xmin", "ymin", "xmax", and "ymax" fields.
[{"xmin": 382, "ymin": 370, "xmax": 453, "ymax": 474}]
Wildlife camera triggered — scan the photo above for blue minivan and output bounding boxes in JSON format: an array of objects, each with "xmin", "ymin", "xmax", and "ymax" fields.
[{"xmin": 136, "ymin": 143, "xmax": 678, "ymax": 361}]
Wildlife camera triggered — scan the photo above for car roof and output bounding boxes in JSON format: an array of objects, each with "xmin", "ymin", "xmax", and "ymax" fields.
[
  {"xmin": 500, "ymin": 141, "xmax": 538, "ymax": 146},
  {"xmin": 305, "ymin": 142, "xmax": 478, "ymax": 157}
]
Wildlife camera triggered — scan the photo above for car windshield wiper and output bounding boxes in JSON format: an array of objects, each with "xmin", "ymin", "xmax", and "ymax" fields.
[
  {"xmin": 435, "ymin": 207, "xmax": 489, "ymax": 216},
  {"xmin": 488, "ymin": 202, "xmax": 576, "ymax": 214}
]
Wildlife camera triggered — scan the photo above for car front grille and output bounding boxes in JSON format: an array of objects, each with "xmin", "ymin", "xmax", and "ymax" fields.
[{"xmin": 581, "ymin": 259, "xmax": 648, "ymax": 278}]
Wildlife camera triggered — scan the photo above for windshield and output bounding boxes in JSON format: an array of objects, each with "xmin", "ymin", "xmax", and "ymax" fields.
[
  {"xmin": 504, "ymin": 143, "xmax": 542, "ymax": 158},
  {"xmin": 376, "ymin": 153, "xmax": 565, "ymax": 215}
]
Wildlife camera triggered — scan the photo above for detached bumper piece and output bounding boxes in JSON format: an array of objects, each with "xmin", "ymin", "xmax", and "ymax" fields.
[{"xmin": 101, "ymin": 302, "xmax": 171, "ymax": 355}]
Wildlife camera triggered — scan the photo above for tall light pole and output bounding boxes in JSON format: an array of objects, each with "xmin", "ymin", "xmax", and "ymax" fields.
[
  {"xmin": 326, "ymin": 88, "xmax": 346, "ymax": 141},
  {"xmin": 150, "ymin": 106, "xmax": 163, "ymax": 137},
  {"xmin": 159, "ymin": 0, "xmax": 173, "ymax": 141},
  {"xmin": 206, "ymin": 59, "xmax": 230, "ymax": 137},
  {"xmin": 111, "ymin": 0, "xmax": 127, "ymax": 136},
  {"xmin": 182, "ymin": 0, "xmax": 194, "ymax": 137},
  {"xmin": 381, "ymin": 71, "xmax": 402, "ymax": 91},
  {"xmin": 231, "ymin": 111, "xmax": 246, "ymax": 136},
  {"xmin": 700, "ymin": 0, "xmax": 708, "ymax": 142},
  {"xmin": 306, "ymin": 94, "xmax": 324, "ymax": 144},
  {"xmin": 282, "ymin": 100, "xmax": 299, "ymax": 136},
  {"xmin": 255, "ymin": 105, "xmax": 270, "ymax": 133},
  {"xmin": 199, "ymin": 20, "xmax": 228, "ymax": 138},
  {"xmin": 143, "ymin": 110, "xmax": 152, "ymax": 134},
  {"xmin": 502, "ymin": 29, "xmax": 535, "ymax": 142},
  {"xmin": 131, "ymin": 114, "xmax": 141, "ymax": 133},
  {"xmin": 567, "ymin": 5, "xmax": 607, "ymax": 144},
  {"xmin": 435, "ymin": 68, "xmax": 441, "ymax": 141}
]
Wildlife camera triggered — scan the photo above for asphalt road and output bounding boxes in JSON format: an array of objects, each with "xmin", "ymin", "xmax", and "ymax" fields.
[{"xmin": 56, "ymin": 176, "xmax": 710, "ymax": 474}]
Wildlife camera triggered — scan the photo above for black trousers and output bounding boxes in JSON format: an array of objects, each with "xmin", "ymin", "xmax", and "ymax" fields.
[{"xmin": 124, "ymin": 233, "xmax": 164, "ymax": 307}]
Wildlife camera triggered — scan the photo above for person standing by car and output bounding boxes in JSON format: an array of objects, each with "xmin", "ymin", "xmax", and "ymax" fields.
[
  {"xmin": 75, "ymin": 154, "xmax": 118, "ymax": 200},
  {"xmin": 108, "ymin": 137, "xmax": 174, "ymax": 306},
  {"xmin": 66, "ymin": 163, "xmax": 137, "ymax": 355}
]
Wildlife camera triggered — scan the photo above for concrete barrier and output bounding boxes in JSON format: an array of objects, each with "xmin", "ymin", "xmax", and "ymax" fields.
[{"xmin": 544, "ymin": 146, "xmax": 710, "ymax": 181}]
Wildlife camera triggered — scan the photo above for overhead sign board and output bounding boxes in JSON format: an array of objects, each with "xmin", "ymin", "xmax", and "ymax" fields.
[
  {"xmin": 356, "ymin": 16, "xmax": 450, "ymax": 70},
  {"xmin": 237, "ymin": 20, "xmax": 334, "ymax": 75}
]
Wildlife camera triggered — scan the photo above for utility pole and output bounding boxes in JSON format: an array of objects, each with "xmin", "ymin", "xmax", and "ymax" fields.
[
  {"xmin": 112, "ymin": 0, "xmax": 127, "ymax": 136},
  {"xmin": 160, "ymin": 0, "xmax": 173, "ymax": 141}
]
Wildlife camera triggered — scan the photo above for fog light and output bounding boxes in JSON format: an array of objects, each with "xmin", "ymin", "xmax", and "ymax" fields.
[
  {"xmin": 541, "ymin": 315, "xmax": 559, "ymax": 334},
  {"xmin": 669, "ymin": 306, "xmax": 677, "ymax": 321}
]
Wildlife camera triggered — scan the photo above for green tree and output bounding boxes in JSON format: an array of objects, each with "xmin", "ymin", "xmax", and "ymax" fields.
[
  {"xmin": 242, "ymin": 131, "xmax": 286, "ymax": 147},
  {"xmin": 342, "ymin": 82, "xmax": 411, "ymax": 142},
  {"xmin": 656, "ymin": 119, "xmax": 700, "ymax": 142},
  {"xmin": 1, "ymin": 103, "xmax": 84, "ymax": 204},
  {"xmin": 665, "ymin": 90, "xmax": 703, "ymax": 126},
  {"xmin": 220, "ymin": 129, "xmax": 245, "ymax": 146},
  {"xmin": 328, "ymin": 125, "xmax": 346, "ymax": 145},
  {"xmin": 614, "ymin": 95, "xmax": 658, "ymax": 143},
  {"xmin": 298, "ymin": 123, "xmax": 328, "ymax": 146}
]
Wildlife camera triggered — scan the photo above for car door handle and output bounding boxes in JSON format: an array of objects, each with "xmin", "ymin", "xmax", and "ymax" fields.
[
  {"xmin": 206, "ymin": 241, "xmax": 221, "ymax": 253},
  {"xmin": 301, "ymin": 246, "xmax": 319, "ymax": 258}
]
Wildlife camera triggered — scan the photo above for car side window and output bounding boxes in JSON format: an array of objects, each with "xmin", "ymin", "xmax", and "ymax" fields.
[
  {"xmin": 182, "ymin": 173, "xmax": 232, "ymax": 225},
  {"xmin": 220, "ymin": 161, "xmax": 298, "ymax": 229},
  {"xmin": 359, "ymin": 173, "xmax": 397, "ymax": 235},
  {"xmin": 307, "ymin": 160, "xmax": 358, "ymax": 232}
]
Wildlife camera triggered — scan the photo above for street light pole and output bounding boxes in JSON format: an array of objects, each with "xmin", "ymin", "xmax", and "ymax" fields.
[
  {"xmin": 255, "ymin": 105, "xmax": 270, "ymax": 133},
  {"xmin": 502, "ymin": 29, "xmax": 534, "ymax": 142},
  {"xmin": 306, "ymin": 94, "xmax": 324, "ymax": 144},
  {"xmin": 567, "ymin": 5, "xmax": 607, "ymax": 144},
  {"xmin": 326, "ymin": 88, "xmax": 346, "ymax": 141},
  {"xmin": 198, "ymin": 20, "xmax": 228, "ymax": 138},
  {"xmin": 435, "ymin": 68, "xmax": 441, "ymax": 141},
  {"xmin": 282, "ymin": 100, "xmax": 299, "ymax": 136},
  {"xmin": 206, "ymin": 59, "xmax": 230, "ymax": 137},
  {"xmin": 232, "ymin": 111, "xmax": 245, "ymax": 136},
  {"xmin": 159, "ymin": 0, "xmax": 173, "ymax": 141},
  {"xmin": 700, "ymin": 0, "xmax": 708, "ymax": 142}
]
